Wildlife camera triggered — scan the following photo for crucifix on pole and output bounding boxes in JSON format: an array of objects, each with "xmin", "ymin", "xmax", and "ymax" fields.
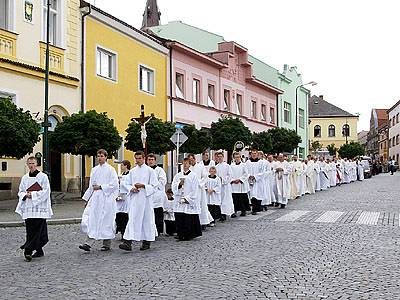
[{"xmin": 132, "ymin": 104, "xmax": 152, "ymax": 156}]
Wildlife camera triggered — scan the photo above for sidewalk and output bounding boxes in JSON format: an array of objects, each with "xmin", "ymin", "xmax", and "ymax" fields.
[{"xmin": 0, "ymin": 193, "xmax": 85, "ymax": 227}]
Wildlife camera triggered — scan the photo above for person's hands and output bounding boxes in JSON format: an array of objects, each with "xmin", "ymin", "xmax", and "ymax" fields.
[
  {"xmin": 93, "ymin": 185, "xmax": 102, "ymax": 191},
  {"xmin": 134, "ymin": 183, "xmax": 145, "ymax": 189},
  {"xmin": 26, "ymin": 192, "xmax": 32, "ymax": 199},
  {"xmin": 131, "ymin": 187, "xmax": 139, "ymax": 193}
]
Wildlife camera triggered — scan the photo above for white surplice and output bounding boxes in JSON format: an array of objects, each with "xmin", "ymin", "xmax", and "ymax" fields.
[
  {"xmin": 275, "ymin": 161, "xmax": 290, "ymax": 205},
  {"xmin": 329, "ymin": 162, "xmax": 337, "ymax": 187},
  {"xmin": 314, "ymin": 161, "xmax": 321, "ymax": 191},
  {"xmin": 116, "ymin": 172, "xmax": 130, "ymax": 214},
  {"xmin": 261, "ymin": 160, "xmax": 272, "ymax": 205},
  {"xmin": 246, "ymin": 159, "xmax": 265, "ymax": 202},
  {"xmin": 172, "ymin": 170, "xmax": 200, "ymax": 214},
  {"xmin": 123, "ymin": 164, "xmax": 158, "ymax": 242},
  {"xmin": 191, "ymin": 163, "xmax": 213, "ymax": 225},
  {"xmin": 304, "ymin": 161, "xmax": 315, "ymax": 194},
  {"xmin": 198, "ymin": 160, "xmax": 216, "ymax": 173},
  {"xmin": 205, "ymin": 176, "xmax": 222, "ymax": 205},
  {"xmin": 230, "ymin": 161, "xmax": 249, "ymax": 194},
  {"xmin": 319, "ymin": 161, "xmax": 330, "ymax": 190},
  {"xmin": 163, "ymin": 198, "xmax": 175, "ymax": 221},
  {"xmin": 151, "ymin": 166, "xmax": 167, "ymax": 209},
  {"xmin": 215, "ymin": 162, "xmax": 235, "ymax": 216},
  {"xmin": 343, "ymin": 161, "xmax": 351, "ymax": 183},
  {"xmin": 357, "ymin": 162, "xmax": 364, "ymax": 181},
  {"xmin": 81, "ymin": 163, "xmax": 119, "ymax": 240},
  {"xmin": 16, "ymin": 171, "xmax": 53, "ymax": 220}
]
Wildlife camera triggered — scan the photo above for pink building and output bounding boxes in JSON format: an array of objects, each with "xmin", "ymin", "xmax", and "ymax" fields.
[{"xmin": 167, "ymin": 41, "xmax": 282, "ymax": 131}]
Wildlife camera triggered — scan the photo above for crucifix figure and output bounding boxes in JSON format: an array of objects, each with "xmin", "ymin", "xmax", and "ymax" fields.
[{"xmin": 132, "ymin": 105, "xmax": 152, "ymax": 155}]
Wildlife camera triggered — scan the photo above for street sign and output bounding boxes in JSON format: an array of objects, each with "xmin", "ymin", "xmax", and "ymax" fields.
[{"xmin": 170, "ymin": 129, "xmax": 188, "ymax": 147}]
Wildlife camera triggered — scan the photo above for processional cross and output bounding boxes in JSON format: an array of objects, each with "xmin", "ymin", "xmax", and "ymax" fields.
[{"xmin": 132, "ymin": 104, "xmax": 152, "ymax": 155}]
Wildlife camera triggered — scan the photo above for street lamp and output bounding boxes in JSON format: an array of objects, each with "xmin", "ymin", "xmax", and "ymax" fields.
[
  {"xmin": 295, "ymin": 81, "xmax": 317, "ymax": 155},
  {"xmin": 42, "ymin": 0, "xmax": 51, "ymax": 177}
]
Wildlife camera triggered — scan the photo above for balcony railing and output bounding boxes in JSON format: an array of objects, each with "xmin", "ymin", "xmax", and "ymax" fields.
[
  {"xmin": 39, "ymin": 41, "xmax": 65, "ymax": 73},
  {"xmin": 0, "ymin": 28, "xmax": 17, "ymax": 58}
]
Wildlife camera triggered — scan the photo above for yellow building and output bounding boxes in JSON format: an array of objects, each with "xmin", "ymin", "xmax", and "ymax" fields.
[
  {"xmin": 81, "ymin": 3, "xmax": 169, "ymax": 176},
  {"xmin": 0, "ymin": 0, "xmax": 81, "ymax": 199},
  {"xmin": 308, "ymin": 95, "xmax": 358, "ymax": 152}
]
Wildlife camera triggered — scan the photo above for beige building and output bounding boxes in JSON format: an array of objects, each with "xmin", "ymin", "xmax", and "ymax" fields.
[
  {"xmin": 308, "ymin": 95, "xmax": 358, "ymax": 153},
  {"xmin": 0, "ymin": 0, "xmax": 81, "ymax": 199}
]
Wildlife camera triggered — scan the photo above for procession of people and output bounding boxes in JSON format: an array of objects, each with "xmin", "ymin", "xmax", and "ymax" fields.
[{"xmin": 15, "ymin": 148, "xmax": 371, "ymax": 260}]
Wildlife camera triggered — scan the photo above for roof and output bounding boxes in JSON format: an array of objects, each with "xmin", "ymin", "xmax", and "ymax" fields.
[
  {"xmin": 373, "ymin": 108, "xmax": 388, "ymax": 129},
  {"xmin": 309, "ymin": 95, "xmax": 357, "ymax": 118},
  {"xmin": 387, "ymin": 99, "xmax": 400, "ymax": 113},
  {"xmin": 148, "ymin": 21, "xmax": 279, "ymax": 87}
]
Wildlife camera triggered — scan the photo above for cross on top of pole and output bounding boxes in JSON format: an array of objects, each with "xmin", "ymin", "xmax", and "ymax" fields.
[{"xmin": 132, "ymin": 104, "xmax": 152, "ymax": 125}]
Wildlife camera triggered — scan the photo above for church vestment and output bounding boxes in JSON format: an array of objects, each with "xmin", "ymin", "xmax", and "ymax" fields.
[
  {"xmin": 215, "ymin": 162, "xmax": 235, "ymax": 217},
  {"xmin": 230, "ymin": 161, "xmax": 250, "ymax": 214},
  {"xmin": 150, "ymin": 165, "xmax": 168, "ymax": 235},
  {"xmin": 191, "ymin": 163, "xmax": 214, "ymax": 225}
]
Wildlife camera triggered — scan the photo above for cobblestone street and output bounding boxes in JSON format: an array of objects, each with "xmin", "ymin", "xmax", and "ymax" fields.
[{"xmin": 1, "ymin": 173, "xmax": 399, "ymax": 300}]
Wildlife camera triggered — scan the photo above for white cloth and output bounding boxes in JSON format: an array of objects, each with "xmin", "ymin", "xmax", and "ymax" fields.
[
  {"xmin": 198, "ymin": 160, "xmax": 216, "ymax": 173},
  {"xmin": 314, "ymin": 161, "xmax": 321, "ymax": 191},
  {"xmin": 116, "ymin": 172, "xmax": 129, "ymax": 213},
  {"xmin": 246, "ymin": 159, "xmax": 265, "ymax": 201},
  {"xmin": 329, "ymin": 162, "xmax": 337, "ymax": 187},
  {"xmin": 269, "ymin": 161, "xmax": 278, "ymax": 202},
  {"xmin": 205, "ymin": 176, "xmax": 222, "ymax": 205},
  {"xmin": 16, "ymin": 171, "xmax": 53, "ymax": 219},
  {"xmin": 230, "ymin": 162, "xmax": 249, "ymax": 194},
  {"xmin": 191, "ymin": 163, "xmax": 213, "ymax": 225},
  {"xmin": 215, "ymin": 162, "xmax": 235, "ymax": 216},
  {"xmin": 163, "ymin": 198, "xmax": 175, "ymax": 221},
  {"xmin": 275, "ymin": 161, "xmax": 290, "ymax": 205},
  {"xmin": 81, "ymin": 163, "xmax": 119, "ymax": 240},
  {"xmin": 260, "ymin": 160, "xmax": 272, "ymax": 205},
  {"xmin": 151, "ymin": 166, "xmax": 167, "ymax": 209},
  {"xmin": 123, "ymin": 164, "xmax": 158, "ymax": 242},
  {"xmin": 305, "ymin": 161, "xmax": 315, "ymax": 194},
  {"xmin": 172, "ymin": 170, "xmax": 200, "ymax": 214},
  {"xmin": 319, "ymin": 161, "xmax": 330, "ymax": 190},
  {"xmin": 357, "ymin": 162, "xmax": 364, "ymax": 181},
  {"xmin": 343, "ymin": 162, "xmax": 351, "ymax": 184},
  {"xmin": 292, "ymin": 161, "xmax": 303, "ymax": 197}
]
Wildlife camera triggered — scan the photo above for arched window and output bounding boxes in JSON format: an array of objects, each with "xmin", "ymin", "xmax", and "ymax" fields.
[
  {"xmin": 328, "ymin": 125, "xmax": 335, "ymax": 137},
  {"xmin": 342, "ymin": 124, "xmax": 350, "ymax": 137},
  {"xmin": 314, "ymin": 125, "xmax": 321, "ymax": 137}
]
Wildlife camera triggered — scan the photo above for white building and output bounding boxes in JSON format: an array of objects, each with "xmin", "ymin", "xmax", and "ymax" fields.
[{"xmin": 388, "ymin": 100, "xmax": 400, "ymax": 164}]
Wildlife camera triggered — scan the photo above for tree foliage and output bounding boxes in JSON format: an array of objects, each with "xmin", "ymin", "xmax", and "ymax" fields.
[
  {"xmin": 210, "ymin": 117, "xmax": 252, "ymax": 151},
  {"xmin": 180, "ymin": 125, "xmax": 212, "ymax": 154},
  {"xmin": 338, "ymin": 142, "xmax": 365, "ymax": 159},
  {"xmin": 268, "ymin": 127, "xmax": 302, "ymax": 154},
  {"xmin": 0, "ymin": 98, "xmax": 40, "ymax": 159},
  {"xmin": 125, "ymin": 116, "xmax": 175, "ymax": 155},
  {"xmin": 251, "ymin": 131, "xmax": 273, "ymax": 153},
  {"xmin": 311, "ymin": 141, "xmax": 322, "ymax": 152},
  {"xmin": 49, "ymin": 110, "xmax": 121, "ymax": 157},
  {"xmin": 327, "ymin": 143, "xmax": 338, "ymax": 156}
]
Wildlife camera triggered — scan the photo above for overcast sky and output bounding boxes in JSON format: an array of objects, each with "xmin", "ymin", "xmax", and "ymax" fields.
[{"xmin": 90, "ymin": 0, "xmax": 400, "ymax": 131}]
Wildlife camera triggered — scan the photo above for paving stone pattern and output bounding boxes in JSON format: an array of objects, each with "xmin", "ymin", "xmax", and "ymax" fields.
[{"xmin": 0, "ymin": 173, "xmax": 400, "ymax": 299}]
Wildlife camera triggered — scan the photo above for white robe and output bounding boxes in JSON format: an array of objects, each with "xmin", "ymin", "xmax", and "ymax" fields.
[
  {"xmin": 116, "ymin": 172, "xmax": 129, "ymax": 214},
  {"xmin": 270, "ymin": 161, "xmax": 279, "ymax": 202},
  {"xmin": 275, "ymin": 161, "xmax": 290, "ymax": 205},
  {"xmin": 16, "ymin": 171, "xmax": 53, "ymax": 220},
  {"xmin": 319, "ymin": 161, "xmax": 330, "ymax": 190},
  {"xmin": 230, "ymin": 162, "xmax": 249, "ymax": 194},
  {"xmin": 81, "ymin": 163, "xmax": 119, "ymax": 240},
  {"xmin": 215, "ymin": 162, "xmax": 235, "ymax": 216},
  {"xmin": 205, "ymin": 176, "xmax": 222, "ymax": 206},
  {"xmin": 314, "ymin": 161, "xmax": 321, "ymax": 191},
  {"xmin": 261, "ymin": 160, "xmax": 272, "ymax": 205},
  {"xmin": 151, "ymin": 166, "xmax": 167, "ymax": 209},
  {"xmin": 172, "ymin": 170, "xmax": 200, "ymax": 214},
  {"xmin": 357, "ymin": 162, "xmax": 364, "ymax": 181},
  {"xmin": 343, "ymin": 162, "xmax": 351, "ymax": 183},
  {"xmin": 246, "ymin": 159, "xmax": 265, "ymax": 202},
  {"xmin": 198, "ymin": 160, "xmax": 216, "ymax": 173},
  {"xmin": 329, "ymin": 163, "xmax": 337, "ymax": 187},
  {"xmin": 304, "ymin": 162, "xmax": 315, "ymax": 194},
  {"xmin": 292, "ymin": 161, "xmax": 303, "ymax": 197},
  {"xmin": 163, "ymin": 198, "xmax": 175, "ymax": 221},
  {"xmin": 191, "ymin": 163, "xmax": 213, "ymax": 225},
  {"xmin": 123, "ymin": 164, "xmax": 158, "ymax": 242}
]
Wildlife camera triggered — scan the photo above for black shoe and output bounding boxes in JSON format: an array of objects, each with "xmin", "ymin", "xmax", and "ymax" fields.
[
  {"xmin": 201, "ymin": 225, "xmax": 207, "ymax": 231},
  {"xmin": 79, "ymin": 244, "xmax": 91, "ymax": 252},
  {"xmin": 140, "ymin": 241, "xmax": 150, "ymax": 251},
  {"xmin": 100, "ymin": 246, "xmax": 111, "ymax": 251},
  {"xmin": 251, "ymin": 211, "xmax": 257, "ymax": 215},
  {"xmin": 263, "ymin": 206, "xmax": 268, "ymax": 211},
  {"xmin": 231, "ymin": 213, "xmax": 237, "ymax": 218},
  {"xmin": 32, "ymin": 250, "xmax": 44, "ymax": 258},
  {"xmin": 119, "ymin": 242, "xmax": 132, "ymax": 251},
  {"xmin": 274, "ymin": 203, "xmax": 280, "ymax": 207},
  {"xmin": 280, "ymin": 204, "xmax": 286, "ymax": 209},
  {"xmin": 24, "ymin": 251, "xmax": 32, "ymax": 262},
  {"xmin": 174, "ymin": 236, "xmax": 180, "ymax": 239},
  {"xmin": 240, "ymin": 212, "xmax": 246, "ymax": 217}
]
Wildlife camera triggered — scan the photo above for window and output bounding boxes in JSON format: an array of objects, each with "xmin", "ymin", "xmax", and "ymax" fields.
[
  {"xmin": 328, "ymin": 125, "xmax": 336, "ymax": 137},
  {"xmin": 192, "ymin": 79, "xmax": 200, "ymax": 104},
  {"xmin": 299, "ymin": 147, "xmax": 305, "ymax": 159},
  {"xmin": 223, "ymin": 89, "xmax": 230, "ymax": 111},
  {"xmin": 175, "ymin": 73, "xmax": 184, "ymax": 98},
  {"xmin": 207, "ymin": 84, "xmax": 215, "ymax": 108},
  {"xmin": 342, "ymin": 124, "xmax": 350, "ymax": 137},
  {"xmin": 397, "ymin": 113, "xmax": 399, "ymax": 124},
  {"xmin": 43, "ymin": 0, "xmax": 60, "ymax": 46},
  {"xmin": 284, "ymin": 101, "xmax": 291, "ymax": 123},
  {"xmin": 314, "ymin": 125, "xmax": 321, "ymax": 137},
  {"xmin": 251, "ymin": 100, "xmax": 257, "ymax": 119},
  {"xmin": 261, "ymin": 104, "xmax": 267, "ymax": 121},
  {"xmin": 389, "ymin": 119, "xmax": 392, "ymax": 127},
  {"xmin": 139, "ymin": 65, "xmax": 154, "ymax": 94},
  {"xmin": 0, "ymin": 91, "xmax": 16, "ymax": 105},
  {"xmin": 389, "ymin": 139, "xmax": 391, "ymax": 148},
  {"xmin": 96, "ymin": 47, "xmax": 117, "ymax": 80},
  {"xmin": 235, "ymin": 94, "xmax": 242, "ymax": 114},
  {"xmin": 270, "ymin": 107, "xmax": 275, "ymax": 123},
  {"xmin": 393, "ymin": 137, "xmax": 396, "ymax": 146},
  {"xmin": 397, "ymin": 134, "xmax": 399, "ymax": 145},
  {"xmin": 299, "ymin": 108, "xmax": 305, "ymax": 128},
  {"xmin": 0, "ymin": 0, "xmax": 9, "ymax": 30}
]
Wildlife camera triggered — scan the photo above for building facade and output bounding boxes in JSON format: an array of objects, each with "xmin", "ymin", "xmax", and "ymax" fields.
[
  {"xmin": 378, "ymin": 123, "xmax": 389, "ymax": 162},
  {"xmin": 0, "ymin": 0, "xmax": 81, "ymax": 199},
  {"xmin": 388, "ymin": 100, "xmax": 400, "ymax": 164},
  {"xmin": 358, "ymin": 130, "xmax": 368, "ymax": 151},
  {"xmin": 366, "ymin": 108, "xmax": 388, "ymax": 159},
  {"xmin": 308, "ymin": 95, "xmax": 358, "ymax": 153},
  {"xmin": 278, "ymin": 65, "xmax": 310, "ymax": 158},
  {"xmin": 82, "ymin": 2, "xmax": 169, "ymax": 175}
]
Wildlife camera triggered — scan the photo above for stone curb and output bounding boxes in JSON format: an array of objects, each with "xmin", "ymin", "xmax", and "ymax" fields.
[{"xmin": 0, "ymin": 218, "xmax": 82, "ymax": 228}]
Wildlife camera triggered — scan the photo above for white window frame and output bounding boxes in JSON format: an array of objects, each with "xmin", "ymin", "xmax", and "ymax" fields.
[
  {"xmin": 96, "ymin": 45, "xmax": 117, "ymax": 82},
  {"xmin": 175, "ymin": 72, "xmax": 184, "ymax": 98},
  {"xmin": 251, "ymin": 100, "xmax": 257, "ymax": 119},
  {"xmin": 207, "ymin": 83, "xmax": 215, "ymax": 108},
  {"xmin": 298, "ymin": 108, "xmax": 305, "ymax": 129},
  {"xmin": 223, "ymin": 89, "xmax": 230, "ymax": 112},
  {"xmin": 192, "ymin": 78, "xmax": 200, "ymax": 104},
  {"xmin": 114, "ymin": 135, "xmax": 124, "ymax": 163},
  {"xmin": 139, "ymin": 64, "xmax": 155, "ymax": 95},
  {"xmin": 42, "ymin": 0, "xmax": 63, "ymax": 47},
  {"xmin": 0, "ymin": 89, "xmax": 18, "ymax": 106},
  {"xmin": 0, "ymin": 0, "xmax": 15, "ymax": 31},
  {"xmin": 284, "ymin": 101, "xmax": 291, "ymax": 124},
  {"xmin": 261, "ymin": 104, "xmax": 267, "ymax": 121},
  {"xmin": 270, "ymin": 107, "xmax": 275, "ymax": 124},
  {"xmin": 235, "ymin": 93, "xmax": 242, "ymax": 115}
]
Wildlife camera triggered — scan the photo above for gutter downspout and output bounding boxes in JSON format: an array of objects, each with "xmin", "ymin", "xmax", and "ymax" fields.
[
  {"xmin": 276, "ymin": 94, "xmax": 279, "ymax": 128},
  {"xmin": 80, "ymin": 2, "xmax": 91, "ymax": 196}
]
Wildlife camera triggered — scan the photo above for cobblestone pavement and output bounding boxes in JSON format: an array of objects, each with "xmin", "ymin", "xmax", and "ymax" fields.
[{"xmin": 0, "ymin": 174, "xmax": 399, "ymax": 300}]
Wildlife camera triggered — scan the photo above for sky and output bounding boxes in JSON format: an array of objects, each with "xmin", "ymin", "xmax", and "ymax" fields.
[{"xmin": 89, "ymin": 0, "xmax": 400, "ymax": 131}]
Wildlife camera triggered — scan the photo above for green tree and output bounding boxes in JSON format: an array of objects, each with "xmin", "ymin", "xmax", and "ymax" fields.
[
  {"xmin": 0, "ymin": 97, "xmax": 40, "ymax": 159},
  {"xmin": 327, "ymin": 143, "xmax": 338, "ymax": 156},
  {"xmin": 311, "ymin": 141, "xmax": 322, "ymax": 152},
  {"xmin": 210, "ymin": 116, "xmax": 252, "ymax": 160},
  {"xmin": 251, "ymin": 131, "xmax": 273, "ymax": 153},
  {"xmin": 49, "ymin": 110, "xmax": 121, "ymax": 157},
  {"xmin": 338, "ymin": 142, "xmax": 365, "ymax": 159},
  {"xmin": 125, "ymin": 115, "xmax": 175, "ymax": 155},
  {"xmin": 180, "ymin": 125, "xmax": 212, "ymax": 154},
  {"xmin": 268, "ymin": 127, "xmax": 302, "ymax": 154}
]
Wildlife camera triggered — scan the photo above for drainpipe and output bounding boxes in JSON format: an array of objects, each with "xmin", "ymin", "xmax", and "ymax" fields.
[
  {"xmin": 276, "ymin": 94, "xmax": 279, "ymax": 128},
  {"xmin": 80, "ymin": 2, "xmax": 91, "ymax": 196}
]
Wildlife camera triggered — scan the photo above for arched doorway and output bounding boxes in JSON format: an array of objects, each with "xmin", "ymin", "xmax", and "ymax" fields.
[{"xmin": 48, "ymin": 115, "xmax": 62, "ymax": 191}]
